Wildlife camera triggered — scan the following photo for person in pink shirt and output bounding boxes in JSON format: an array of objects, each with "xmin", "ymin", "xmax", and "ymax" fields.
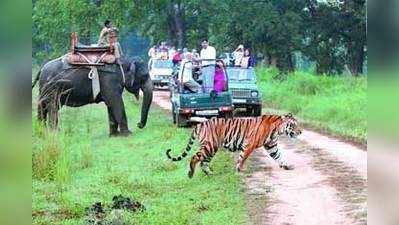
[{"xmin": 213, "ymin": 59, "xmax": 227, "ymax": 93}]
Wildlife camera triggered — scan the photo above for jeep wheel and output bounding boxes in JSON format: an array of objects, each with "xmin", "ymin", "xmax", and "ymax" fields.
[
  {"xmin": 172, "ymin": 104, "xmax": 177, "ymax": 124},
  {"xmin": 177, "ymin": 114, "xmax": 188, "ymax": 127},
  {"xmin": 245, "ymin": 107, "xmax": 253, "ymax": 116},
  {"xmin": 224, "ymin": 111, "xmax": 234, "ymax": 119},
  {"xmin": 253, "ymin": 105, "xmax": 262, "ymax": 116}
]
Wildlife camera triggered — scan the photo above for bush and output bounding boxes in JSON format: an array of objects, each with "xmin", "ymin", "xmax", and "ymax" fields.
[{"xmin": 256, "ymin": 67, "xmax": 367, "ymax": 143}]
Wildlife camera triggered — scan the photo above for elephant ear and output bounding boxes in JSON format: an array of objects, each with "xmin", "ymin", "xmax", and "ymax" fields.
[{"xmin": 133, "ymin": 92, "xmax": 139, "ymax": 101}]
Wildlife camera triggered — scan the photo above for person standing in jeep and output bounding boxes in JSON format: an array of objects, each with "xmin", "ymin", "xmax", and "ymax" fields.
[{"xmin": 200, "ymin": 39, "xmax": 216, "ymax": 66}]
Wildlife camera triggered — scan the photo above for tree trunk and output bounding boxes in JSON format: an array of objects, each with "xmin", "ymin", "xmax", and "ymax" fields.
[
  {"xmin": 172, "ymin": 3, "xmax": 186, "ymax": 48},
  {"xmin": 348, "ymin": 40, "xmax": 365, "ymax": 76},
  {"xmin": 270, "ymin": 55, "xmax": 278, "ymax": 67}
]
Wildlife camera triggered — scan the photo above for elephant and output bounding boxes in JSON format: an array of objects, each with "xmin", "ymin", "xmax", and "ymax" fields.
[{"xmin": 32, "ymin": 56, "xmax": 153, "ymax": 136}]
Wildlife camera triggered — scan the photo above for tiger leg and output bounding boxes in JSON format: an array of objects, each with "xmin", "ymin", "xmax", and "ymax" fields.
[
  {"xmin": 188, "ymin": 153, "xmax": 201, "ymax": 178},
  {"xmin": 200, "ymin": 159, "xmax": 213, "ymax": 176},
  {"xmin": 189, "ymin": 145, "xmax": 216, "ymax": 178},
  {"xmin": 236, "ymin": 146, "xmax": 256, "ymax": 172},
  {"xmin": 265, "ymin": 145, "xmax": 294, "ymax": 170}
]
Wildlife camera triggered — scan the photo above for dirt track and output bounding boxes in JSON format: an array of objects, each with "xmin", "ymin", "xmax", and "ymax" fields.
[{"xmin": 152, "ymin": 90, "xmax": 367, "ymax": 225}]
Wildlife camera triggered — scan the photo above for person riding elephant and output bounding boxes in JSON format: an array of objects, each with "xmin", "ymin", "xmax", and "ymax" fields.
[
  {"xmin": 98, "ymin": 20, "xmax": 122, "ymax": 64},
  {"xmin": 32, "ymin": 56, "xmax": 153, "ymax": 136}
]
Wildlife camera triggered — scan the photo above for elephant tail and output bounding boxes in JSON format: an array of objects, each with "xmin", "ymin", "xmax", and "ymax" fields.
[{"xmin": 32, "ymin": 69, "xmax": 41, "ymax": 89}]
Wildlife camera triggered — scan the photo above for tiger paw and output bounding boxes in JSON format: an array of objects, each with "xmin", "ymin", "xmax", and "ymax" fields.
[
  {"xmin": 188, "ymin": 170, "xmax": 194, "ymax": 178},
  {"xmin": 280, "ymin": 164, "xmax": 295, "ymax": 170},
  {"xmin": 203, "ymin": 170, "xmax": 213, "ymax": 176},
  {"xmin": 236, "ymin": 163, "xmax": 245, "ymax": 172}
]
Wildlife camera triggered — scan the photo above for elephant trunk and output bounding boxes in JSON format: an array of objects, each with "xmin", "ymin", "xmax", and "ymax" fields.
[{"xmin": 137, "ymin": 79, "xmax": 153, "ymax": 129}]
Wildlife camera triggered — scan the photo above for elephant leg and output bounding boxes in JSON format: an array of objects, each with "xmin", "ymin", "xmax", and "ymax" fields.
[
  {"xmin": 107, "ymin": 106, "xmax": 119, "ymax": 136},
  {"xmin": 37, "ymin": 98, "xmax": 48, "ymax": 125},
  {"xmin": 137, "ymin": 79, "xmax": 153, "ymax": 129},
  {"xmin": 104, "ymin": 94, "xmax": 131, "ymax": 136},
  {"xmin": 48, "ymin": 97, "xmax": 59, "ymax": 130}
]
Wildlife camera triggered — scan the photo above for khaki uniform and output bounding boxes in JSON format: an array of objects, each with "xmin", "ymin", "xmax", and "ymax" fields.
[{"xmin": 98, "ymin": 27, "xmax": 122, "ymax": 59}]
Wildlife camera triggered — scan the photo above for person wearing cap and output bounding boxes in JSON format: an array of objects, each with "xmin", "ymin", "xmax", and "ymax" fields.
[{"xmin": 233, "ymin": 44, "xmax": 244, "ymax": 67}]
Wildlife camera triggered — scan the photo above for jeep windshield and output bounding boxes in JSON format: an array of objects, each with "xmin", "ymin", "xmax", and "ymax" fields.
[
  {"xmin": 152, "ymin": 59, "xmax": 173, "ymax": 69},
  {"xmin": 227, "ymin": 68, "xmax": 255, "ymax": 81}
]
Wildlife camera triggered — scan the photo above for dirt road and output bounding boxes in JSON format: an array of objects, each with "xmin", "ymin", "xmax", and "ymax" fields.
[{"xmin": 152, "ymin": 90, "xmax": 367, "ymax": 225}]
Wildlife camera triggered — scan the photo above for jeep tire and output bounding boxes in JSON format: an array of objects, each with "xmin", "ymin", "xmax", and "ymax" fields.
[
  {"xmin": 177, "ymin": 114, "xmax": 188, "ymax": 127},
  {"xmin": 253, "ymin": 105, "xmax": 262, "ymax": 116}
]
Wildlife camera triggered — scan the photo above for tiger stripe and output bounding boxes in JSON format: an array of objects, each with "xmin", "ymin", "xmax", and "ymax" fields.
[{"xmin": 165, "ymin": 113, "xmax": 301, "ymax": 178}]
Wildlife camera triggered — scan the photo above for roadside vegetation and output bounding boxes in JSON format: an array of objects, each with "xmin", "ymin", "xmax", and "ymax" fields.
[
  {"xmin": 32, "ymin": 94, "xmax": 248, "ymax": 224},
  {"xmin": 256, "ymin": 67, "xmax": 367, "ymax": 145}
]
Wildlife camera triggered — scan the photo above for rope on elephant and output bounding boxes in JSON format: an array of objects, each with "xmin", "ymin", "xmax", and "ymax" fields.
[
  {"xmin": 77, "ymin": 52, "xmax": 107, "ymax": 100},
  {"xmin": 119, "ymin": 63, "xmax": 126, "ymax": 84},
  {"xmin": 88, "ymin": 66, "xmax": 100, "ymax": 99}
]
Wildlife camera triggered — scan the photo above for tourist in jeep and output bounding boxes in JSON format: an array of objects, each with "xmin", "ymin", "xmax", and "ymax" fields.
[
  {"xmin": 233, "ymin": 44, "xmax": 244, "ymax": 67},
  {"xmin": 181, "ymin": 59, "xmax": 202, "ymax": 93},
  {"xmin": 240, "ymin": 48, "xmax": 255, "ymax": 68},
  {"xmin": 200, "ymin": 39, "xmax": 216, "ymax": 66},
  {"xmin": 214, "ymin": 59, "xmax": 227, "ymax": 93}
]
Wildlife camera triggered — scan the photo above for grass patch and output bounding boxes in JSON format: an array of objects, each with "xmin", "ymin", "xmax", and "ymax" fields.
[
  {"xmin": 32, "ymin": 91, "xmax": 248, "ymax": 224},
  {"xmin": 256, "ymin": 67, "xmax": 367, "ymax": 144}
]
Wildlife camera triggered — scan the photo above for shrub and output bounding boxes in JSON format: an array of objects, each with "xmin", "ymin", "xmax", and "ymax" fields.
[{"xmin": 256, "ymin": 67, "xmax": 367, "ymax": 143}]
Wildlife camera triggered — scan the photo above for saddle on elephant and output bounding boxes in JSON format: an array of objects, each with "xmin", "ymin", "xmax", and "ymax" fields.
[{"xmin": 66, "ymin": 32, "xmax": 117, "ymax": 66}]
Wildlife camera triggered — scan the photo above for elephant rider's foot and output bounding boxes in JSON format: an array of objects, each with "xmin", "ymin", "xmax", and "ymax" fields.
[
  {"xmin": 137, "ymin": 122, "xmax": 146, "ymax": 129},
  {"xmin": 118, "ymin": 130, "xmax": 132, "ymax": 137}
]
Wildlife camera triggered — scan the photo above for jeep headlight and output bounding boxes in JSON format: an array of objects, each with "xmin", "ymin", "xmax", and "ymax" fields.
[{"xmin": 251, "ymin": 91, "xmax": 258, "ymax": 97}]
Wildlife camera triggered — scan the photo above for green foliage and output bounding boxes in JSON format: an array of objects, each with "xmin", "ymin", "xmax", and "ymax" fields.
[
  {"xmin": 32, "ymin": 96, "xmax": 248, "ymax": 224},
  {"xmin": 32, "ymin": 0, "xmax": 133, "ymax": 61},
  {"xmin": 33, "ymin": 0, "xmax": 366, "ymax": 74},
  {"xmin": 257, "ymin": 67, "xmax": 367, "ymax": 143}
]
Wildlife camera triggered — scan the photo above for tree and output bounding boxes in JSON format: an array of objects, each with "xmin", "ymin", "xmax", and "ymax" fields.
[{"xmin": 32, "ymin": 0, "xmax": 366, "ymax": 75}]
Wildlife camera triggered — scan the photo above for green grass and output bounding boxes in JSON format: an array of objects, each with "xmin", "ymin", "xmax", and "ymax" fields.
[
  {"xmin": 256, "ymin": 67, "xmax": 367, "ymax": 144},
  {"xmin": 32, "ymin": 92, "xmax": 248, "ymax": 224}
]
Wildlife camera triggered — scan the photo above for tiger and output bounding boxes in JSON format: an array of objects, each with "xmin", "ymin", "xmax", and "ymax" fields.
[{"xmin": 166, "ymin": 113, "xmax": 302, "ymax": 178}]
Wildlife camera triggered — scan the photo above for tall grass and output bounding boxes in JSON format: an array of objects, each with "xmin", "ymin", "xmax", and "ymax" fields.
[
  {"xmin": 32, "ymin": 104, "xmax": 95, "ymax": 184},
  {"xmin": 257, "ymin": 67, "xmax": 367, "ymax": 144},
  {"xmin": 32, "ymin": 96, "xmax": 248, "ymax": 224}
]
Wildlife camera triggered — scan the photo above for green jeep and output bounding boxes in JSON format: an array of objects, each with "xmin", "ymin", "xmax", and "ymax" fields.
[
  {"xmin": 226, "ymin": 67, "xmax": 262, "ymax": 116},
  {"xmin": 170, "ymin": 60, "xmax": 233, "ymax": 127}
]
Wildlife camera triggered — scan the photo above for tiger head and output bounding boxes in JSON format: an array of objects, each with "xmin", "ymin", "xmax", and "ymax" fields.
[{"xmin": 280, "ymin": 113, "xmax": 302, "ymax": 138}]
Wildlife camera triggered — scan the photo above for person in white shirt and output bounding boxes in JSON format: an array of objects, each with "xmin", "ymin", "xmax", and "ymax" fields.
[
  {"xmin": 233, "ymin": 44, "xmax": 244, "ymax": 67},
  {"xmin": 200, "ymin": 39, "xmax": 216, "ymax": 66}
]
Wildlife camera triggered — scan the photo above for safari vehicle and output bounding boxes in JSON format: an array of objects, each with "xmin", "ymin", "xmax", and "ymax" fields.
[
  {"xmin": 170, "ymin": 59, "xmax": 233, "ymax": 127},
  {"xmin": 226, "ymin": 67, "xmax": 262, "ymax": 116},
  {"xmin": 148, "ymin": 58, "xmax": 174, "ymax": 88}
]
